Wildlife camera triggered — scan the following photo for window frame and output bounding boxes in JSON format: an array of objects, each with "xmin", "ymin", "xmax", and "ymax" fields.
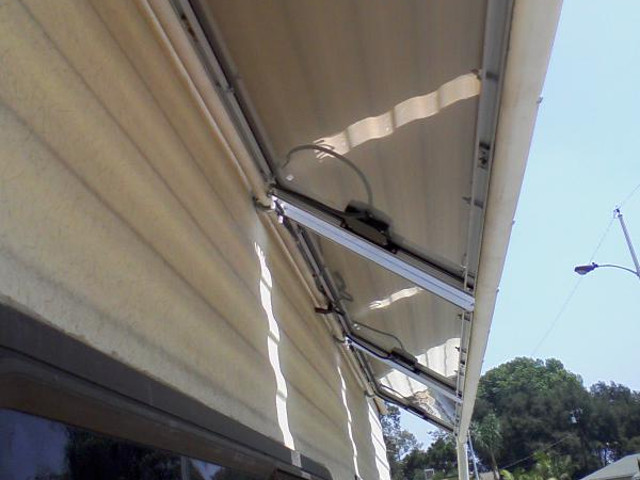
[{"xmin": 0, "ymin": 302, "xmax": 331, "ymax": 480}]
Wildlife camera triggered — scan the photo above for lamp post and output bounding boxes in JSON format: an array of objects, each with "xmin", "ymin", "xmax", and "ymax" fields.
[{"xmin": 574, "ymin": 208, "xmax": 640, "ymax": 281}]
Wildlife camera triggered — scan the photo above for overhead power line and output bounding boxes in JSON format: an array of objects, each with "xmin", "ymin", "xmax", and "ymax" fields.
[
  {"xmin": 529, "ymin": 215, "xmax": 614, "ymax": 357},
  {"xmin": 528, "ymin": 180, "xmax": 638, "ymax": 356},
  {"xmin": 530, "ymin": 278, "xmax": 583, "ymax": 357},
  {"xmin": 618, "ymin": 180, "xmax": 640, "ymax": 208},
  {"xmin": 499, "ymin": 433, "xmax": 573, "ymax": 471}
]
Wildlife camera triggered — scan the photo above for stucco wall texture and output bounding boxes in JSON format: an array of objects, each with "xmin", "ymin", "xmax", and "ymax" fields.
[{"xmin": 0, "ymin": 1, "xmax": 390, "ymax": 479}]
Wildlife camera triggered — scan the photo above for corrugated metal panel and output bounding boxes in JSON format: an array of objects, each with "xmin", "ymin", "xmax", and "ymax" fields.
[
  {"xmin": 189, "ymin": 0, "xmax": 497, "ymax": 428},
  {"xmin": 197, "ymin": 0, "xmax": 485, "ymax": 271},
  {"xmin": 0, "ymin": 1, "xmax": 388, "ymax": 479},
  {"xmin": 316, "ymin": 235, "xmax": 462, "ymax": 381}
]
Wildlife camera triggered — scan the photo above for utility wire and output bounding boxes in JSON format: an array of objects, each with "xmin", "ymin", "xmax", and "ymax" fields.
[
  {"xmin": 588, "ymin": 216, "xmax": 616, "ymax": 263},
  {"xmin": 529, "ymin": 216, "xmax": 614, "ymax": 357},
  {"xmin": 618, "ymin": 181, "xmax": 640, "ymax": 208},
  {"xmin": 499, "ymin": 433, "xmax": 573, "ymax": 471},
  {"xmin": 530, "ymin": 278, "xmax": 583, "ymax": 357},
  {"xmin": 529, "ymin": 178, "xmax": 639, "ymax": 356}
]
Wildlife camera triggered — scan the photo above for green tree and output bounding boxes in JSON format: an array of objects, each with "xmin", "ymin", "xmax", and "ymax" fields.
[
  {"xmin": 473, "ymin": 412, "xmax": 502, "ymax": 479},
  {"xmin": 422, "ymin": 436, "xmax": 457, "ymax": 473},
  {"xmin": 401, "ymin": 436, "xmax": 457, "ymax": 480},
  {"xmin": 381, "ymin": 405, "xmax": 420, "ymax": 480},
  {"xmin": 473, "ymin": 358, "xmax": 640, "ymax": 479},
  {"xmin": 589, "ymin": 382, "xmax": 640, "ymax": 460},
  {"xmin": 380, "ymin": 405, "xmax": 459, "ymax": 480},
  {"xmin": 502, "ymin": 452, "xmax": 573, "ymax": 480},
  {"xmin": 474, "ymin": 358, "xmax": 592, "ymax": 476}
]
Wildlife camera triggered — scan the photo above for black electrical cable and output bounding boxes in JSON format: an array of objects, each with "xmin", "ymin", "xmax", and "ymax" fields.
[{"xmin": 352, "ymin": 321, "xmax": 407, "ymax": 351}]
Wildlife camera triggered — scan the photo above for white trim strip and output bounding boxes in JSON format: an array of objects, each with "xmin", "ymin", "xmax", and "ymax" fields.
[{"xmin": 273, "ymin": 194, "xmax": 475, "ymax": 311}]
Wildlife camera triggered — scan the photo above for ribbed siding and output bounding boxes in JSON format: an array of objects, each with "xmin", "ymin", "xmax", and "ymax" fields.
[{"xmin": 0, "ymin": 1, "xmax": 390, "ymax": 479}]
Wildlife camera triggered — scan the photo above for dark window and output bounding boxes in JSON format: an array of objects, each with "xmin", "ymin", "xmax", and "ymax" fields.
[
  {"xmin": 0, "ymin": 304, "xmax": 331, "ymax": 480},
  {"xmin": 0, "ymin": 409, "xmax": 259, "ymax": 480}
]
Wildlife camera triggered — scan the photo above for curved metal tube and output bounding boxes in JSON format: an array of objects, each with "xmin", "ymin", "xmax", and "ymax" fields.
[{"xmin": 283, "ymin": 144, "xmax": 374, "ymax": 208}]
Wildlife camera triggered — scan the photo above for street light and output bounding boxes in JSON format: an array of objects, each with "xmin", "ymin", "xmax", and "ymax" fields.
[
  {"xmin": 574, "ymin": 262, "xmax": 639, "ymax": 278},
  {"xmin": 574, "ymin": 208, "xmax": 640, "ymax": 281}
]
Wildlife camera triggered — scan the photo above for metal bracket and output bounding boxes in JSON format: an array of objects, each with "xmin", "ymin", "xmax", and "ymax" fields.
[
  {"xmin": 289, "ymin": 221, "xmax": 462, "ymax": 408},
  {"xmin": 351, "ymin": 347, "xmax": 455, "ymax": 432},
  {"xmin": 273, "ymin": 189, "xmax": 475, "ymax": 312},
  {"xmin": 168, "ymin": 0, "xmax": 506, "ymax": 432},
  {"xmin": 346, "ymin": 336, "xmax": 461, "ymax": 405}
]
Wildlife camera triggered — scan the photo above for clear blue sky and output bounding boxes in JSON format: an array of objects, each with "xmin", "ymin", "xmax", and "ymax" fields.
[{"xmin": 402, "ymin": 0, "xmax": 640, "ymax": 446}]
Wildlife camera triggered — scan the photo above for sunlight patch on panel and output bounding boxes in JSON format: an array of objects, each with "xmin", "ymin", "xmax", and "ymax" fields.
[
  {"xmin": 376, "ymin": 346, "xmax": 460, "ymax": 425},
  {"xmin": 368, "ymin": 286, "xmax": 422, "ymax": 311},
  {"xmin": 255, "ymin": 243, "xmax": 296, "ymax": 449},
  {"xmin": 425, "ymin": 338, "xmax": 461, "ymax": 378},
  {"xmin": 308, "ymin": 73, "xmax": 480, "ymax": 156},
  {"xmin": 379, "ymin": 371, "xmax": 455, "ymax": 425}
]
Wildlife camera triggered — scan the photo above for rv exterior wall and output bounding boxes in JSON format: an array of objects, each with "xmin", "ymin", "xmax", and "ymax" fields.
[{"xmin": 0, "ymin": 2, "xmax": 389, "ymax": 479}]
